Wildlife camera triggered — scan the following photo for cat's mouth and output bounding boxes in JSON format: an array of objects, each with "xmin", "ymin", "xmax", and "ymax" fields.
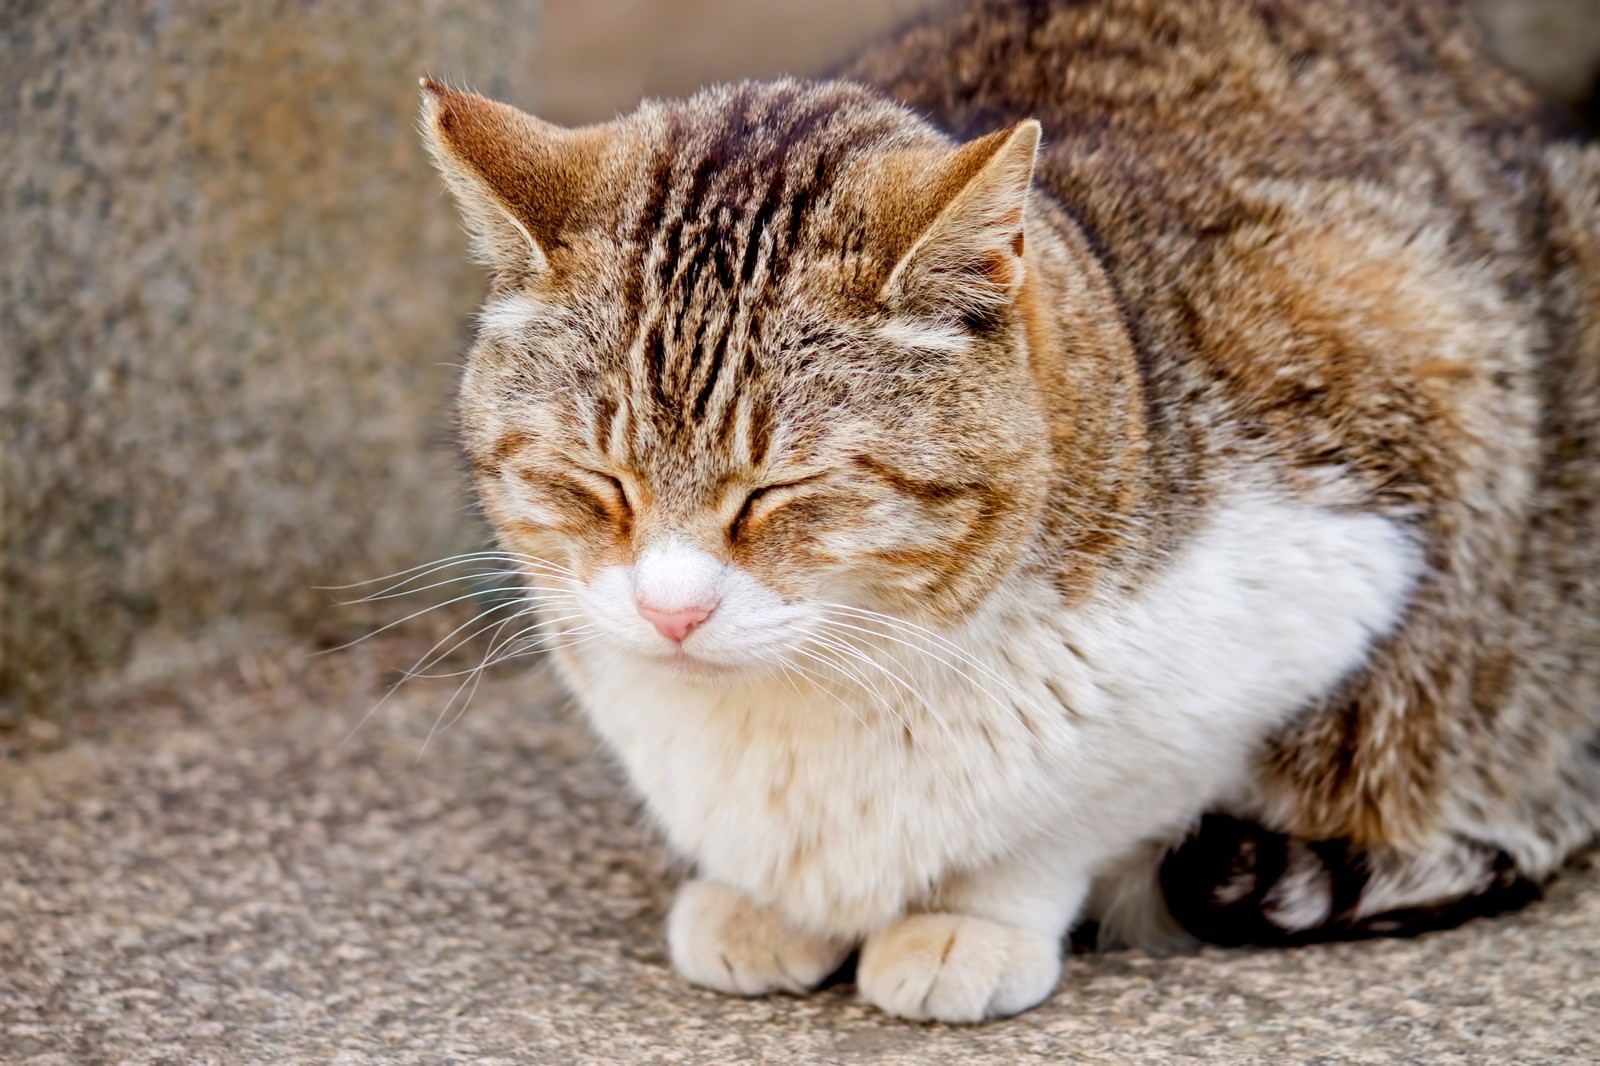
[{"xmin": 653, "ymin": 648, "xmax": 743, "ymax": 681}]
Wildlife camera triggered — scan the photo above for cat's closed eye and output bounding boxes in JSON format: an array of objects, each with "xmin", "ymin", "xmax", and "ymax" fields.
[
  {"xmin": 728, "ymin": 476, "xmax": 824, "ymax": 541},
  {"xmin": 524, "ymin": 465, "xmax": 631, "ymax": 525},
  {"xmin": 570, "ymin": 467, "xmax": 633, "ymax": 517}
]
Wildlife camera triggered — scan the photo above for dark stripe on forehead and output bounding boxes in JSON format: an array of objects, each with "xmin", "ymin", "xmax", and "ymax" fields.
[
  {"xmin": 778, "ymin": 100, "xmax": 850, "ymax": 248},
  {"xmin": 620, "ymin": 112, "xmax": 685, "ymax": 362},
  {"xmin": 626, "ymin": 84, "xmax": 907, "ymax": 437},
  {"xmin": 643, "ymin": 320, "xmax": 670, "ymax": 415},
  {"xmin": 679, "ymin": 207, "xmax": 738, "ymax": 300},
  {"xmin": 690, "ymin": 319, "xmax": 732, "ymax": 424},
  {"xmin": 665, "ymin": 85, "xmax": 764, "ymax": 296},
  {"xmin": 741, "ymin": 168, "xmax": 786, "ymax": 285},
  {"xmin": 709, "ymin": 344, "xmax": 759, "ymax": 454},
  {"xmin": 788, "ymin": 154, "xmax": 827, "ymax": 249},
  {"xmin": 711, "ymin": 350, "xmax": 751, "ymax": 454}
]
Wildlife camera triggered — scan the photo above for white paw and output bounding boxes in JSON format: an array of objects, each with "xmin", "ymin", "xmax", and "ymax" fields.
[
  {"xmin": 667, "ymin": 879, "xmax": 853, "ymax": 997},
  {"xmin": 857, "ymin": 913, "xmax": 1062, "ymax": 1023}
]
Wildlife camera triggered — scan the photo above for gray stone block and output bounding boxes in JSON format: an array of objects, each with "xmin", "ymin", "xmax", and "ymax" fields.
[{"xmin": 2, "ymin": 1, "xmax": 544, "ymax": 713}]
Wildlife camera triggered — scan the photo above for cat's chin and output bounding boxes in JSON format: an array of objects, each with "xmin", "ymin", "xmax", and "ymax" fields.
[{"xmin": 644, "ymin": 649, "xmax": 753, "ymax": 684}]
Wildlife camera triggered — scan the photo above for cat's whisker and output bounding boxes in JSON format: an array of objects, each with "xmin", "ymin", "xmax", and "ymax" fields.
[
  {"xmin": 793, "ymin": 639, "xmax": 971, "ymax": 799},
  {"xmin": 333, "ymin": 565, "xmax": 520, "ymax": 598},
  {"xmin": 482, "ymin": 630, "xmax": 606, "ymax": 673},
  {"xmin": 815, "ymin": 601, "xmax": 1003, "ymax": 670},
  {"xmin": 784, "ymin": 642, "xmax": 884, "ymax": 720},
  {"xmin": 756, "ymin": 650, "xmax": 808, "ymax": 700},
  {"xmin": 795, "ymin": 634, "xmax": 943, "ymax": 746},
  {"xmin": 815, "ymin": 606, "xmax": 1050, "ymax": 725},
  {"xmin": 459, "ymin": 547, "xmax": 580, "ymax": 572},
  {"xmin": 415, "ymin": 609, "xmax": 527, "ymax": 762},
  {"xmin": 320, "ymin": 549, "xmax": 579, "ymax": 593},
  {"xmin": 767, "ymin": 647, "xmax": 886, "ymax": 741},
  {"xmin": 316, "ymin": 550, "xmax": 522, "ymax": 590},
  {"xmin": 336, "ymin": 596, "xmax": 559, "ymax": 747},
  {"xmin": 403, "ymin": 614, "xmax": 591, "ymax": 679},
  {"xmin": 790, "ymin": 643, "xmax": 921, "ymax": 758},
  {"xmin": 815, "ymin": 619, "xmax": 1046, "ymax": 750},
  {"xmin": 317, "ymin": 584, "xmax": 569, "ymax": 656},
  {"xmin": 355, "ymin": 561, "xmax": 582, "ymax": 601},
  {"xmin": 400, "ymin": 597, "xmax": 588, "ymax": 679},
  {"xmin": 821, "ymin": 601, "xmax": 1051, "ymax": 706},
  {"xmin": 414, "ymin": 610, "xmax": 597, "ymax": 757},
  {"xmin": 801, "ymin": 632, "xmax": 960, "ymax": 748},
  {"xmin": 414, "ymin": 619, "xmax": 606, "ymax": 758},
  {"xmin": 794, "ymin": 634, "xmax": 902, "ymax": 716},
  {"xmin": 407, "ymin": 607, "xmax": 538, "ymax": 676},
  {"xmin": 324, "ymin": 569, "xmax": 580, "ymax": 623},
  {"xmin": 339, "ymin": 572, "xmax": 578, "ymax": 606},
  {"xmin": 328, "ymin": 548, "xmax": 587, "ymax": 749},
  {"xmin": 478, "ymin": 621, "xmax": 600, "ymax": 671}
]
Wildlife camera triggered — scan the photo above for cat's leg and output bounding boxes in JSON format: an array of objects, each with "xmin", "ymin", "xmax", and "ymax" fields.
[
  {"xmin": 1155, "ymin": 815, "xmax": 1542, "ymax": 946},
  {"xmin": 856, "ymin": 846, "xmax": 1087, "ymax": 1023},
  {"xmin": 1082, "ymin": 839, "xmax": 1192, "ymax": 950},
  {"xmin": 667, "ymin": 878, "xmax": 853, "ymax": 996}
]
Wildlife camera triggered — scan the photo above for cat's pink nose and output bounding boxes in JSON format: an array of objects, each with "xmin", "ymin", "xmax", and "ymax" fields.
[{"xmin": 636, "ymin": 601, "xmax": 715, "ymax": 643}]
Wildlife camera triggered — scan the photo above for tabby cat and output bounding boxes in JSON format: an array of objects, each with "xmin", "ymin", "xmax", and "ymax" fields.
[{"xmin": 419, "ymin": 0, "xmax": 1600, "ymax": 1023}]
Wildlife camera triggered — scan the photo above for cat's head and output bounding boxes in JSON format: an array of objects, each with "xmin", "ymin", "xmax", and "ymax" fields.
[{"xmin": 422, "ymin": 77, "xmax": 1051, "ymax": 680}]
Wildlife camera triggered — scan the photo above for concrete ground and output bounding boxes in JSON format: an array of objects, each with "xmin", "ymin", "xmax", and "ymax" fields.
[{"xmin": 3, "ymin": 636, "xmax": 1597, "ymax": 1065}]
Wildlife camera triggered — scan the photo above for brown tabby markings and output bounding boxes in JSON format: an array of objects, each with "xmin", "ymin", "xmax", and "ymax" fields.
[
  {"xmin": 433, "ymin": 72, "xmax": 1077, "ymax": 614},
  {"xmin": 425, "ymin": 0, "xmax": 1600, "ymax": 949},
  {"xmin": 846, "ymin": 0, "xmax": 1598, "ymax": 853},
  {"xmin": 491, "ymin": 429, "xmax": 531, "ymax": 463}
]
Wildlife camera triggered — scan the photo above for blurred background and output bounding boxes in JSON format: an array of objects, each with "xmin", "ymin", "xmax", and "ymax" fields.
[{"xmin": 3, "ymin": 0, "xmax": 1598, "ymax": 722}]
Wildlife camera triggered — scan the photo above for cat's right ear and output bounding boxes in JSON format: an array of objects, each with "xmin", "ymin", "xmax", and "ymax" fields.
[
  {"xmin": 419, "ymin": 78, "xmax": 607, "ymax": 277},
  {"xmin": 877, "ymin": 120, "xmax": 1041, "ymax": 322}
]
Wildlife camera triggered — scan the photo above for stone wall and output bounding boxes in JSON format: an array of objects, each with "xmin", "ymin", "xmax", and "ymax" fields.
[{"xmin": 1, "ymin": 1, "xmax": 547, "ymax": 713}]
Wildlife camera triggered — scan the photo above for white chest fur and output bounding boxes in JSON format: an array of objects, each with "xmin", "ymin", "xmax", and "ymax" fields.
[{"xmin": 555, "ymin": 493, "xmax": 1418, "ymax": 938}]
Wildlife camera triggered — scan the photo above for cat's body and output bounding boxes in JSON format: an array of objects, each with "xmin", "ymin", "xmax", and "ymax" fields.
[
  {"xmin": 421, "ymin": 0, "xmax": 1600, "ymax": 1022},
  {"xmin": 845, "ymin": 0, "xmax": 1600, "ymax": 946}
]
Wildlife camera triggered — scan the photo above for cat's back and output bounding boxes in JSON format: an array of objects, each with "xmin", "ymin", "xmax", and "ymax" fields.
[
  {"xmin": 846, "ymin": 0, "xmax": 1590, "ymax": 491},
  {"xmin": 843, "ymin": 0, "xmax": 1569, "ymax": 308},
  {"xmin": 845, "ymin": 0, "xmax": 1549, "ymax": 191},
  {"xmin": 850, "ymin": 0, "xmax": 1600, "ymax": 852}
]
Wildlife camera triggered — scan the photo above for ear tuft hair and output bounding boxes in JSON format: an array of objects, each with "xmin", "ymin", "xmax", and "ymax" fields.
[
  {"xmin": 880, "ymin": 120, "xmax": 1041, "ymax": 322},
  {"xmin": 418, "ymin": 80, "xmax": 608, "ymax": 276}
]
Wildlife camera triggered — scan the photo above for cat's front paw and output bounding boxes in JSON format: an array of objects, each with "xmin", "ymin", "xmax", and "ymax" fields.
[
  {"xmin": 857, "ymin": 913, "xmax": 1062, "ymax": 1023},
  {"xmin": 667, "ymin": 879, "xmax": 853, "ymax": 997}
]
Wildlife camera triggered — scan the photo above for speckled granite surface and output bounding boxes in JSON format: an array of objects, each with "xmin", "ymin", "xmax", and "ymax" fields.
[
  {"xmin": 1, "ymin": 1, "xmax": 545, "ymax": 712},
  {"xmin": 3, "ymin": 638, "xmax": 1596, "ymax": 1065}
]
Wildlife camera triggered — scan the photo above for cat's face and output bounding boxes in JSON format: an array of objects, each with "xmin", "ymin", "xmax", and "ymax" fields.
[{"xmin": 424, "ymin": 79, "xmax": 1049, "ymax": 680}]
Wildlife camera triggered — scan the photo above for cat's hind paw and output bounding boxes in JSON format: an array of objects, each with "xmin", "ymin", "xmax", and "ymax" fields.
[
  {"xmin": 667, "ymin": 879, "xmax": 852, "ymax": 997},
  {"xmin": 857, "ymin": 913, "xmax": 1062, "ymax": 1023}
]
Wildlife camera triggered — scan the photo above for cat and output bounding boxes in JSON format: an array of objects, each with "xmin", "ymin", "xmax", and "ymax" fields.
[{"xmin": 418, "ymin": 0, "xmax": 1600, "ymax": 1023}]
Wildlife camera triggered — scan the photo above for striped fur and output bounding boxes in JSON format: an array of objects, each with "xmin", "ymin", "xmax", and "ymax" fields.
[{"xmin": 421, "ymin": 0, "xmax": 1600, "ymax": 1022}]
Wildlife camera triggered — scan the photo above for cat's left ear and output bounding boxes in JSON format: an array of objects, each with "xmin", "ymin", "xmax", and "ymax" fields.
[
  {"xmin": 880, "ymin": 120, "xmax": 1041, "ymax": 320},
  {"xmin": 418, "ymin": 78, "xmax": 608, "ymax": 278}
]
